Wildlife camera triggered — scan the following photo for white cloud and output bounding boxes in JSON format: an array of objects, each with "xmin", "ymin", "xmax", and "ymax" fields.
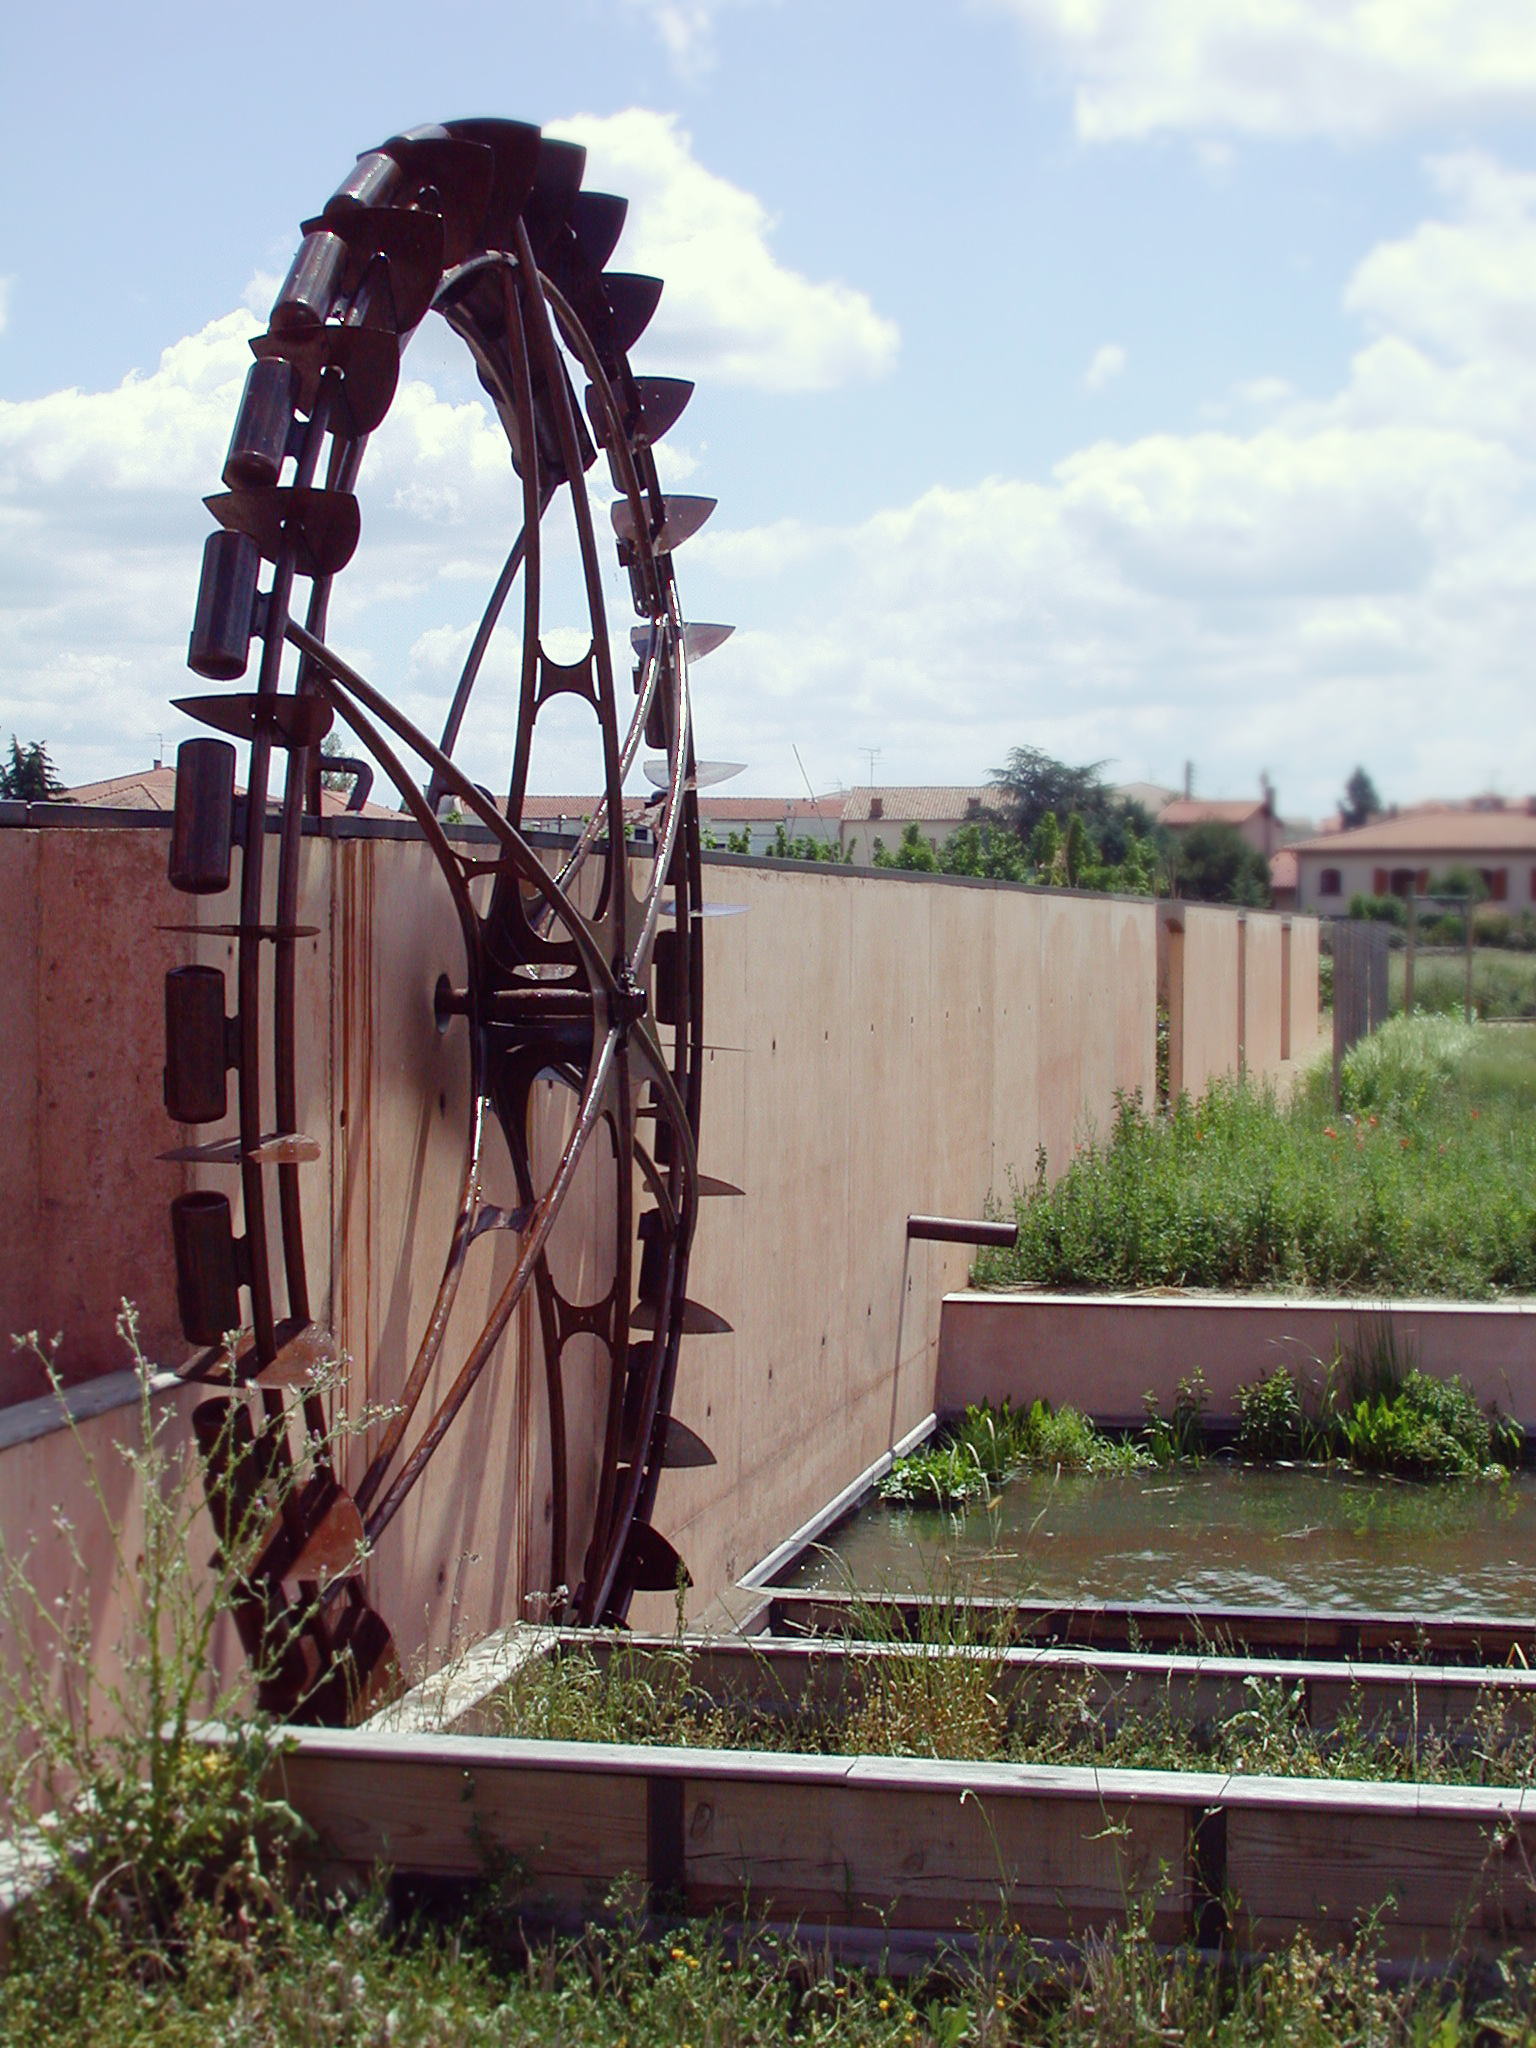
[
  {"xmin": 12, "ymin": 158, "xmax": 1536, "ymax": 817},
  {"xmin": 546, "ymin": 111, "xmax": 899, "ymax": 391},
  {"xmin": 1083, "ymin": 342, "xmax": 1127, "ymax": 391},
  {"xmin": 992, "ymin": 0, "xmax": 1536, "ymax": 140},
  {"xmin": 626, "ymin": 0, "xmax": 774, "ymax": 81},
  {"xmin": 679, "ymin": 155, "xmax": 1536, "ymax": 814}
]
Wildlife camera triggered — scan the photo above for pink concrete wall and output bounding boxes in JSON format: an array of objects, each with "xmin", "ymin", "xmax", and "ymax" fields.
[
  {"xmin": 1242, "ymin": 913, "xmax": 1284, "ymax": 1080},
  {"xmin": 938, "ymin": 1292, "xmax": 1536, "ymax": 1430},
  {"xmin": 1287, "ymin": 915, "xmax": 1324, "ymax": 1062},
  {"xmin": 1156, "ymin": 902, "xmax": 1321, "ymax": 1102},
  {"xmin": 2, "ymin": 823, "xmax": 1311, "ymax": 1686}
]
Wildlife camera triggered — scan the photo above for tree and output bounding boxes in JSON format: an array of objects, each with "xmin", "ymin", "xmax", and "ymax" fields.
[
  {"xmin": 1340, "ymin": 766, "xmax": 1382, "ymax": 830},
  {"xmin": 1064, "ymin": 813, "xmax": 1088, "ymax": 886},
  {"xmin": 0, "ymin": 736, "xmax": 65, "ymax": 801},
  {"xmin": 1175, "ymin": 820, "xmax": 1271, "ymax": 906},
  {"xmin": 992, "ymin": 745, "xmax": 1115, "ymax": 840},
  {"xmin": 319, "ymin": 731, "xmax": 354, "ymax": 792},
  {"xmin": 872, "ymin": 822, "xmax": 939, "ymax": 871},
  {"xmin": 937, "ymin": 821, "xmax": 1030, "ymax": 882}
]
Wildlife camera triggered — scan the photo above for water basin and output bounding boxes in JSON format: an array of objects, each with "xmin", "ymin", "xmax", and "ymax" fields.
[{"xmin": 782, "ymin": 1463, "xmax": 1536, "ymax": 1617}]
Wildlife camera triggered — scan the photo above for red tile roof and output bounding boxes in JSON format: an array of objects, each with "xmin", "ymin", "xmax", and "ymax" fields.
[
  {"xmin": 63, "ymin": 766, "xmax": 396, "ymax": 818},
  {"xmin": 1157, "ymin": 798, "xmax": 1268, "ymax": 829},
  {"xmin": 1289, "ymin": 808, "xmax": 1536, "ymax": 855},
  {"xmin": 841, "ymin": 785, "xmax": 1000, "ymax": 823}
]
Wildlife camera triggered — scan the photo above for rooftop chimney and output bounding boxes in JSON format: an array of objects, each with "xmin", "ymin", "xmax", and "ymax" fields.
[{"xmin": 870, "ymin": 794, "xmax": 883, "ymax": 820}]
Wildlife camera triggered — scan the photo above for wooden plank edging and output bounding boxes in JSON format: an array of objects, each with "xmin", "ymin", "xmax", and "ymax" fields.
[{"xmin": 239, "ymin": 1721, "xmax": 1536, "ymax": 1964}]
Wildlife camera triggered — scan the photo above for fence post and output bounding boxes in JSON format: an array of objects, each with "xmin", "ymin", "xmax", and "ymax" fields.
[{"xmin": 1465, "ymin": 899, "xmax": 1476, "ymax": 1023}]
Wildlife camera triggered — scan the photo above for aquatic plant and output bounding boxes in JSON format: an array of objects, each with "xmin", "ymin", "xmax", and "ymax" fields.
[
  {"xmin": 1233, "ymin": 1346, "xmax": 1523, "ymax": 1478},
  {"xmin": 879, "ymin": 1399, "xmax": 1147, "ymax": 1507},
  {"xmin": 1141, "ymin": 1367, "xmax": 1209, "ymax": 1464}
]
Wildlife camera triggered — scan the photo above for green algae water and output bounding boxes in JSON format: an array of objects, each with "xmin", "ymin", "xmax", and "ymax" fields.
[{"xmin": 783, "ymin": 1464, "xmax": 1536, "ymax": 1616}]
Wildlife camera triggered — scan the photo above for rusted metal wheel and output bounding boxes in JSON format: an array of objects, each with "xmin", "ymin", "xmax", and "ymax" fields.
[{"xmin": 160, "ymin": 119, "xmax": 732, "ymax": 1721}]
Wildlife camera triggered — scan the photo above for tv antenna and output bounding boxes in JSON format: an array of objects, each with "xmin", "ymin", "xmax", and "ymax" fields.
[{"xmin": 861, "ymin": 746, "xmax": 882, "ymax": 787}]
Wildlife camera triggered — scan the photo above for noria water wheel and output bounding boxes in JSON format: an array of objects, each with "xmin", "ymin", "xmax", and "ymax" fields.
[{"xmin": 159, "ymin": 118, "xmax": 733, "ymax": 1722}]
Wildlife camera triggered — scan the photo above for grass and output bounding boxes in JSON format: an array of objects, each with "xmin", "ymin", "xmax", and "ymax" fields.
[
  {"xmin": 975, "ymin": 1018, "xmax": 1536, "ymax": 1299},
  {"xmin": 483, "ymin": 1618, "xmax": 1536, "ymax": 1793},
  {"xmin": 1391, "ymin": 946, "xmax": 1536, "ymax": 1020},
  {"xmin": 12, "ymin": 1321, "xmax": 1536, "ymax": 2041},
  {"xmin": 13, "ymin": 1878, "xmax": 1536, "ymax": 2046}
]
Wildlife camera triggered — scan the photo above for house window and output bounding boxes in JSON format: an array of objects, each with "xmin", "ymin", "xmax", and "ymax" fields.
[
  {"xmin": 1480, "ymin": 868, "xmax": 1509, "ymax": 902},
  {"xmin": 1372, "ymin": 867, "xmax": 1388, "ymax": 895},
  {"xmin": 1319, "ymin": 868, "xmax": 1342, "ymax": 897}
]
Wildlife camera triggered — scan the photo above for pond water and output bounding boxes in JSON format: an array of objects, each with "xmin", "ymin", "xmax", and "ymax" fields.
[{"xmin": 782, "ymin": 1463, "xmax": 1536, "ymax": 1617}]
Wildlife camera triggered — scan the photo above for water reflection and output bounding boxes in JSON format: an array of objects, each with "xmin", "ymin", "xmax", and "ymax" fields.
[{"xmin": 785, "ymin": 1464, "xmax": 1536, "ymax": 1616}]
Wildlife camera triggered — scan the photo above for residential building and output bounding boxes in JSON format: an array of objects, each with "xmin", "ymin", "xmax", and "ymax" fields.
[
  {"xmin": 1288, "ymin": 800, "xmax": 1536, "ymax": 914},
  {"xmin": 61, "ymin": 761, "xmax": 396, "ymax": 819},
  {"xmin": 838, "ymin": 785, "xmax": 1001, "ymax": 866},
  {"xmin": 1154, "ymin": 787, "xmax": 1285, "ymax": 861}
]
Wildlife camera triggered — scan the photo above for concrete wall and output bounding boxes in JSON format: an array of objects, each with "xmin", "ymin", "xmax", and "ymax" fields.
[
  {"xmin": 1, "ymin": 820, "xmax": 1314, "ymax": 1687},
  {"xmin": 0, "ymin": 826, "xmax": 199, "ymax": 1400},
  {"xmin": 1159, "ymin": 901, "xmax": 1323, "ymax": 1101},
  {"xmin": 938, "ymin": 1291, "xmax": 1536, "ymax": 1432}
]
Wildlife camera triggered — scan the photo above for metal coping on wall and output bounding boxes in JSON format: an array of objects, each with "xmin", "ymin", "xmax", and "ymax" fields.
[{"xmin": 0, "ymin": 804, "xmax": 1279, "ymax": 912}]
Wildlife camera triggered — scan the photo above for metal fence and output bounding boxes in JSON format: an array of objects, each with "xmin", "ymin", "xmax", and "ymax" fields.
[{"xmin": 1331, "ymin": 919, "xmax": 1390, "ymax": 1103}]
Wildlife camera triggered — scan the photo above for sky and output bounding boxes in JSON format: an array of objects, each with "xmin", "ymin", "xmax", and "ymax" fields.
[{"xmin": 4, "ymin": 1, "xmax": 1536, "ymax": 824}]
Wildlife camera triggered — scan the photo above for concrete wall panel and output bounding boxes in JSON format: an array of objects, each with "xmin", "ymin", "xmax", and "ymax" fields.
[
  {"xmin": 1242, "ymin": 913, "xmax": 1284, "ymax": 1079},
  {"xmin": 4, "ymin": 822, "xmax": 1313, "ymax": 1684}
]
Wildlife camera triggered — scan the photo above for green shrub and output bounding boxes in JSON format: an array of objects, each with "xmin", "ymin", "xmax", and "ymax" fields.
[
  {"xmin": 1232, "ymin": 1347, "xmax": 1523, "ymax": 1478},
  {"xmin": 1347, "ymin": 891, "xmax": 1404, "ymax": 925},
  {"xmin": 1338, "ymin": 1012, "xmax": 1476, "ymax": 1117}
]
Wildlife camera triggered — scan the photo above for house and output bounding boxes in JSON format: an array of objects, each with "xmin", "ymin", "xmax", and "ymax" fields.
[
  {"xmin": 838, "ymin": 785, "xmax": 1001, "ymax": 866},
  {"xmin": 518, "ymin": 792, "xmax": 842, "ymax": 855},
  {"xmin": 1269, "ymin": 847, "xmax": 1299, "ymax": 912},
  {"xmin": 62, "ymin": 761, "xmax": 396, "ymax": 819},
  {"xmin": 1154, "ymin": 787, "xmax": 1285, "ymax": 861},
  {"xmin": 1288, "ymin": 800, "xmax": 1536, "ymax": 914}
]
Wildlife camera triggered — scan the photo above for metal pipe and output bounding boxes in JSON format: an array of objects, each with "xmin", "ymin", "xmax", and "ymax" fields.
[{"xmin": 906, "ymin": 1214, "xmax": 1018, "ymax": 1249}]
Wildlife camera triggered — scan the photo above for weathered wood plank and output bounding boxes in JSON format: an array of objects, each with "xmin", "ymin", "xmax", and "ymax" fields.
[
  {"xmin": 682, "ymin": 1770, "xmax": 1189, "ymax": 1937},
  {"xmin": 543, "ymin": 1631, "xmax": 1536, "ymax": 1745},
  {"xmin": 1229, "ymin": 1802, "xmax": 1536, "ymax": 1962},
  {"xmin": 766, "ymin": 1590, "xmax": 1536, "ymax": 1666}
]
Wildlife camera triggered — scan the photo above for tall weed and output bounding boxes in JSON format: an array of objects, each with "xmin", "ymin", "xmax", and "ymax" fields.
[{"xmin": 979, "ymin": 1024, "xmax": 1536, "ymax": 1299}]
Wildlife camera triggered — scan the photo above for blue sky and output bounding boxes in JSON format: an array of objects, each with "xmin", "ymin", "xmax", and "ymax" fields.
[{"xmin": 4, "ymin": 0, "xmax": 1536, "ymax": 821}]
